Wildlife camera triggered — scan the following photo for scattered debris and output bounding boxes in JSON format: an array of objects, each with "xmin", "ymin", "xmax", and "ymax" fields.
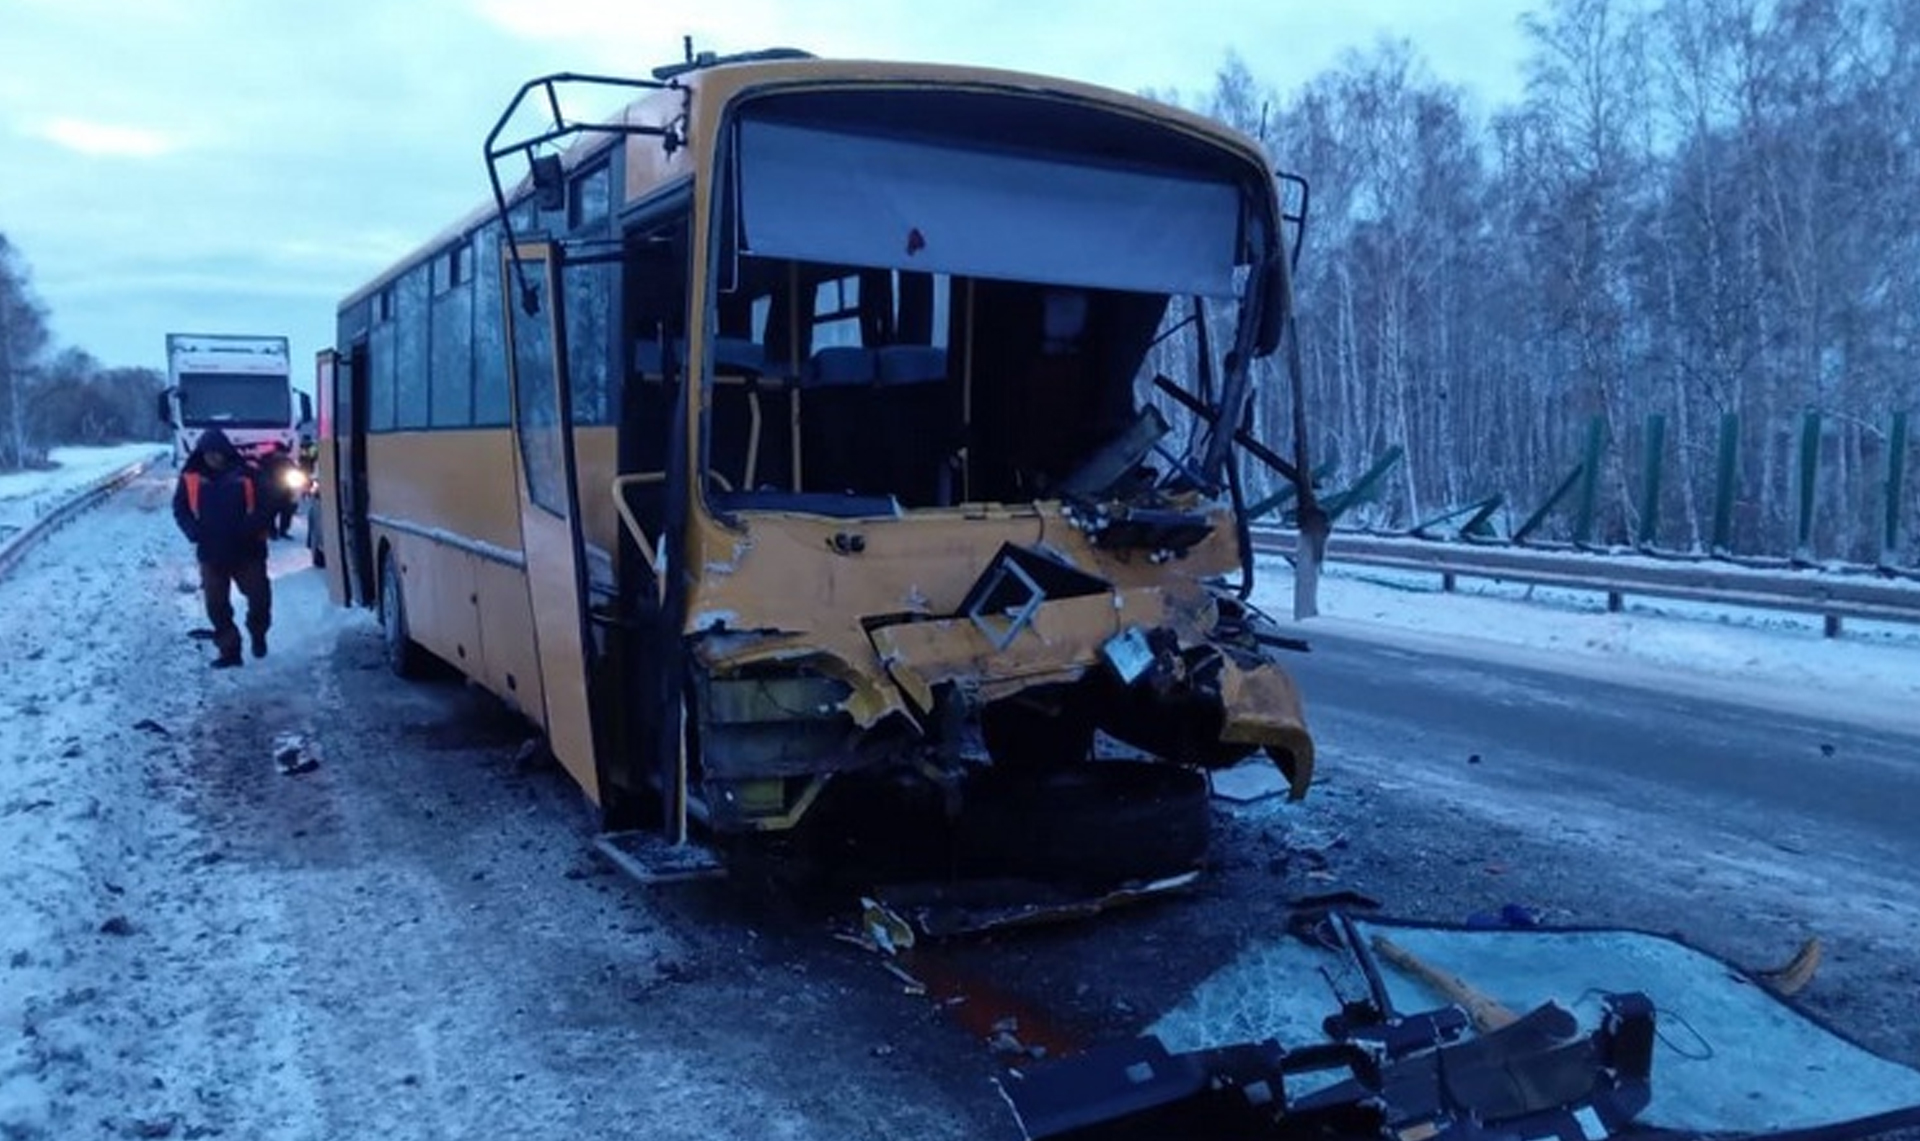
[
  {"xmin": 1288, "ymin": 890, "xmax": 1382, "ymax": 913},
  {"xmin": 1466, "ymin": 903, "xmax": 1542, "ymax": 929},
  {"xmin": 881, "ymin": 960, "xmax": 927, "ymax": 996},
  {"xmin": 1750, "ymin": 936, "xmax": 1823, "ymax": 997},
  {"xmin": 127, "ymin": 1115, "xmax": 180, "ymax": 1139},
  {"xmin": 860, "ymin": 897, "xmax": 916, "ymax": 955},
  {"xmin": 1001, "ymin": 990, "xmax": 1654, "ymax": 1140},
  {"xmin": 512, "ymin": 738, "xmax": 548, "ymax": 770},
  {"xmin": 99, "ymin": 915, "xmax": 135, "ymax": 937},
  {"xmin": 988, "ymin": 1021, "xmax": 1027, "ymax": 1056},
  {"xmin": 1004, "ymin": 913, "xmax": 1667, "ymax": 1140},
  {"xmin": 1210, "ymin": 762, "xmax": 1293, "ymax": 803},
  {"xmin": 874, "ymin": 872, "xmax": 1201, "ymax": 938},
  {"xmin": 1372, "ymin": 933, "xmax": 1518, "ymax": 1033},
  {"xmin": 273, "ymin": 731, "xmax": 319, "ymax": 776}
]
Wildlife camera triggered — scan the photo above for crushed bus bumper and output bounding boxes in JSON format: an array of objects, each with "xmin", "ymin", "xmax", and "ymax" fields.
[{"xmin": 680, "ymin": 520, "xmax": 1314, "ymax": 860}]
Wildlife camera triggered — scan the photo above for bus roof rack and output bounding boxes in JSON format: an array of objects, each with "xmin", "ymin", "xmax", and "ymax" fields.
[{"xmin": 652, "ymin": 45, "xmax": 814, "ymax": 82}]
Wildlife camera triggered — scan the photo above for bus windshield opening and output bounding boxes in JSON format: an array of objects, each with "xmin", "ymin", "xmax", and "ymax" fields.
[{"xmin": 696, "ymin": 89, "xmax": 1273, "ymax": 518}]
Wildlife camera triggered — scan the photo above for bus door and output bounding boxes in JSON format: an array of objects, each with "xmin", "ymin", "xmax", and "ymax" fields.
[
  {"xmin": 325, "ymin": 345, "xmax": 376, "ymax": 607},
  {"xmin": 500, "ymin": 241, "xmax": 603, "ymax": 801},
  {"xmin": 313, "ymin": 350, "xmax": 343, "ymax": 603}
]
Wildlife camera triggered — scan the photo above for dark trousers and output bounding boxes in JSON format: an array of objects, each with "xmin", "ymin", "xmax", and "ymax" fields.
[{"xmin": 201, "ymin": 559, "xmax": 271, "ymax": 658}]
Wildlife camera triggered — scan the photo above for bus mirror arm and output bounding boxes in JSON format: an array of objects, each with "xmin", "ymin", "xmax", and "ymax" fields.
[{"xmin": 482, "ymin": 73, "xmax": 688, "ymax": 318}]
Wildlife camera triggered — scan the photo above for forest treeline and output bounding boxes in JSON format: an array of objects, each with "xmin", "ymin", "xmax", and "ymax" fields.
[
  {"xmin": 0, "ymin": 234, "xmax": 166, "ymax": 473},
  {"xmin": 9, "ymin": 0, "xmax": 1918, "ymax": 563},
  {"xmin": 1193, "ymin": 0, "xmax": 1917, "ymax": 562}
]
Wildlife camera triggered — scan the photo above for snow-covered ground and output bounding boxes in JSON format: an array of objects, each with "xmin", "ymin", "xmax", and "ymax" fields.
[
  {"xmin": 1252, "ymin": 559, "xmax": 1920, "ymax": 736},
  {"xmin": 4, "ymin": 450, "xmax": 1916, "ymax": 1137},
  {"xmin": 0, "ymin": 444, "xmax": 168, "ymax": 536},
  {"xmin": 0, "ymin": 458, "xmax": 1000, "ymax": 1140}
]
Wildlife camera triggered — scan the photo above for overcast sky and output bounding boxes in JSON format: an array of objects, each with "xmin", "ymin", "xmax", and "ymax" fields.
[{"xmin": 0, "ymin": 0, "xmax": 1535, "ymax": 376}]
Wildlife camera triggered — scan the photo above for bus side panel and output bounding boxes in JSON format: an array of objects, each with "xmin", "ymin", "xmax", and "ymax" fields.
[
  {"xmin": 364, "ymin": 431, "xmax": 523, "ymax": 554},
  {"xmin": 422, "ymin": 543, "xmax": 482, "ymax": 674},
  {"xmin": 361, "ymin": 430, "xmax": 550, "ymax": 724},
  {"xmin": 474, "ymin": 556, "xmax": 546, "ymax": 728}
]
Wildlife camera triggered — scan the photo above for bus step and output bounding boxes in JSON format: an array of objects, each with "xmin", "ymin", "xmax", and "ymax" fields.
[{"xmin": 593, "ymin": 829, "xmax": 727, "ymax": 885}]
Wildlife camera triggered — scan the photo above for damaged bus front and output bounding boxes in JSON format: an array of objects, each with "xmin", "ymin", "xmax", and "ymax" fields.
[{"xmin": 482, "ymin": 57, "xmax": 1318, "ymax": 891}]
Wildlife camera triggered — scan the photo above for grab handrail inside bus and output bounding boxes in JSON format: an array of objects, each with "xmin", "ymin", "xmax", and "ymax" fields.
[{"xmin": 611, "ymin": 472, "xmax": 668, "ymax": 602}]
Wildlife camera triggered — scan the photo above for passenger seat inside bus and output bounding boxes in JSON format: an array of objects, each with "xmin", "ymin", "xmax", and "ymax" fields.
[{"xmin": 798, "ymin": 345, "xmax": 951, "ymax": 507}]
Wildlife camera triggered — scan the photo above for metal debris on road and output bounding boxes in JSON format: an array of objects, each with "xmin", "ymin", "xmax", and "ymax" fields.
[{"xmin": 273, "ymin": 731, "xmax": 319, "ymax": 776}]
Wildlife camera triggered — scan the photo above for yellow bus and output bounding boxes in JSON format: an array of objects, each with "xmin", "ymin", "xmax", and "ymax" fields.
[{"xmin": 316, "ymin": 46, "xmax": 1316, "ymax": 890}]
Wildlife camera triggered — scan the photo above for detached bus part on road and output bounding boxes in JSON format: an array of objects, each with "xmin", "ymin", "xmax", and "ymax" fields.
[{"xmin": 315, "ymin": 48, "xmax": 1318, "ymax": 893}]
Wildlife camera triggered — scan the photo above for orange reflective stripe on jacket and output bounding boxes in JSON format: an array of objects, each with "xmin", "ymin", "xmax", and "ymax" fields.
[{"xmin": 182, "ymin": 471, "xmax": 254, "ymax": 517}]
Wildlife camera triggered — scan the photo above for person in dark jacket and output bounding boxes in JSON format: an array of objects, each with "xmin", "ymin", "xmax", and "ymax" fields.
[
  {"xmin": 172, "ymin": 428, "xmax": 273, "ymax": 668},
  {"xmin": 259, "ymin": 443, "xmax": 303, "ymax": 539}
]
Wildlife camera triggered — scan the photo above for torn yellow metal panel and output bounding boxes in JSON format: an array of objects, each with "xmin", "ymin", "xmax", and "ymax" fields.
[
  {"xmin": 1215, "ymin": 656, "xmax": 1315, "ymax": 799},
  {"xmin": 871, "ymin": 588, "xmax": 1188, "ymax": 708},
  {"xmin": 687, "ymin": 637, "xmax": 914, "ymax": 730},
  {"xmin": 681, "ymin": 502, "xmax": 1237, "ymax": 632}
]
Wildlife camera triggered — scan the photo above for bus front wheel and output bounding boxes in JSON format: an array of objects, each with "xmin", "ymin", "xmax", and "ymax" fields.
[{"xmin": 379, "ymin": 551, "xmax": 427, "ymax": 679}]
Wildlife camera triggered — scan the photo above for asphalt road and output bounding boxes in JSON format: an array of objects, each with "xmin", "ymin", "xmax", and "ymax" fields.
[
  {"xmin": 1251, "ymin": 623, "xmax": 1920, "ymax": 1068},
  {"xmin": 1286, "ymin": 625, "xmax": 1920, "ymax": 879},
  {"xmin": 12, "ymin": 478, "xmax": 1914, "ymax": 1141}
]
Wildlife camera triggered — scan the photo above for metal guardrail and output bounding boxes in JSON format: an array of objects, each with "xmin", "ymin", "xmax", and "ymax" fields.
[
  {"xmin": 1251, "ymin": 528, "xmax": 1920, "ymax": 635},
  {"xmin": 0, "ymin": 453, "xmax": 167, "ymax": 582}
]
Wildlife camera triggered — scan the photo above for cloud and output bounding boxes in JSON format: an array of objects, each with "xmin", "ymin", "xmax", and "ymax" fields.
[
  {"xmin": 32, "ymin": 117, "xmax": 178, "ymax": 158},
  {"xmin": 2, "ymin": 0, "xmax": 1534, "ymax": 370}
]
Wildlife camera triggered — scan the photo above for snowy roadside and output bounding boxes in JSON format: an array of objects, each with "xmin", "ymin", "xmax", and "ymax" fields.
[
  {"xmin": 3, "ymin": 472, "xmax": 1916, "ymax": 1136},
  {"xmin": 0, "ymin": 473, "xmax": 1005, "ymax": 1140},
  {"xmin": 1253, "ymin": 558, "xmax": 1920, "ymax": 738},
  {"xmin": 0, "ymin": 444, "xmax": 169, "ymax": 541},
  {"xmin": 0, "ymin": 443, "xmax": 169, "ymax": 514}
]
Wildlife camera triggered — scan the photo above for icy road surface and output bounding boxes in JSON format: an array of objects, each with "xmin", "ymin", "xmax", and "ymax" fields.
[
  {"xmin": 0, "ymin": 472, "xmax": 1006, "ymax": 1140},
  {"xmin": 4, "ymin": 467, "xmax": 1918, "ymax": 1139}
]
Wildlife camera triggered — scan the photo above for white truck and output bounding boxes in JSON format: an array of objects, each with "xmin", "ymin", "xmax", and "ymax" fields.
[{"xmin": 158, "ymin": 333, "xmax": 311, "ymax": 465}]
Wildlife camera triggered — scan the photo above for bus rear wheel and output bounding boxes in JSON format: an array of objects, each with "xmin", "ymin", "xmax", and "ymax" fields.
[{"xmin": 380, "ymin": 551, "xmax": 427, "ymax": 679}]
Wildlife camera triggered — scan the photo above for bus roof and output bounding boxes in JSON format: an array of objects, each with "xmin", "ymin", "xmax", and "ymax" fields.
[{"xmin": 339, "ymin": 54, "xmax": 1275, "ymax": 312}]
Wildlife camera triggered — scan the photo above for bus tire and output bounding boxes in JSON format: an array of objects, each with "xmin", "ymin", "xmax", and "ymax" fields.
[
  {"xmin": 981, "ymin": 689, "xmax": 1095, "ymax": 771},
  {"xmin": 380, "ymin": 551, "xmax": 427, "ymax": 679},
  {"xmin": 955, "ymin": 760, "xmax": 1210, "ymax": 887}
]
